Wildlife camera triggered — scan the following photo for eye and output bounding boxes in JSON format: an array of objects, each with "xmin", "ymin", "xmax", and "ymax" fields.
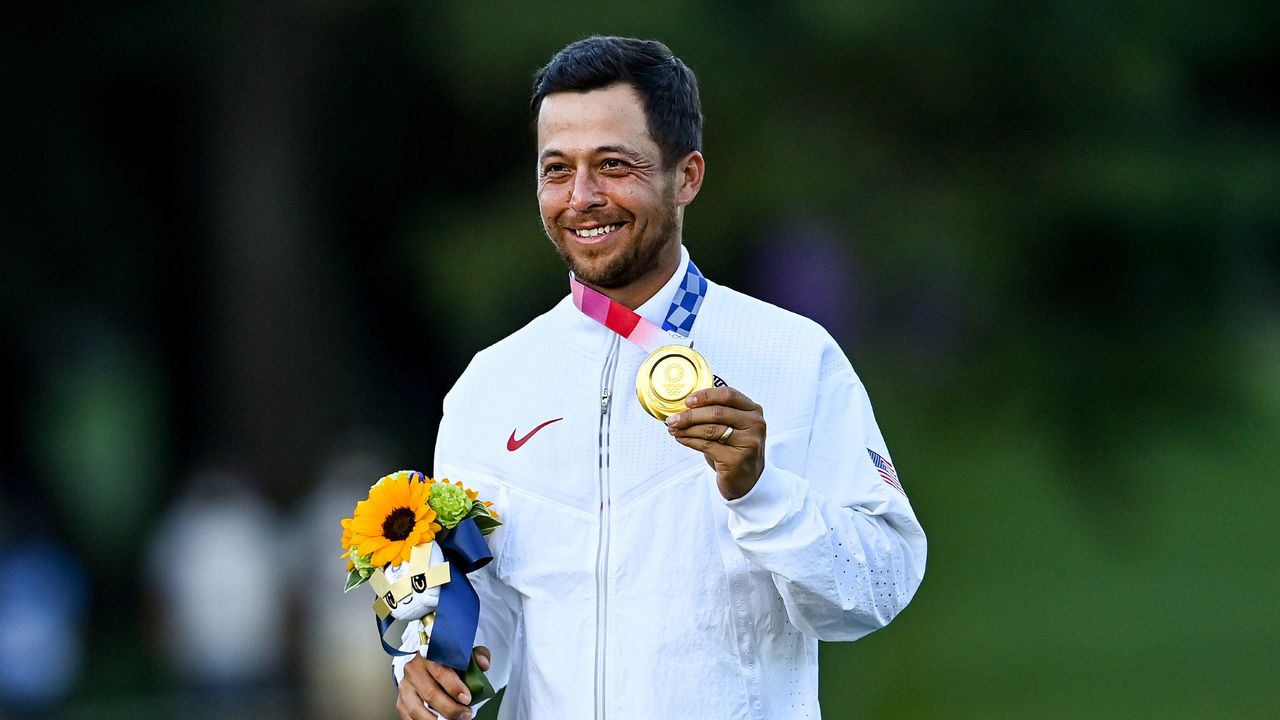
[
  {"xmin": 541, "ymin": 162, "xmax": 570, "ymax": 178},
  {"xmin": 600, "ymin": 158, "xmax": 629, "ymax": 172}
]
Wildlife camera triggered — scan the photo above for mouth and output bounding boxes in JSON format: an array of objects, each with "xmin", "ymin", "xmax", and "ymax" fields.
[{"xmin": 567, "ymin": 222, "xmax": 625, "ymax": 244}]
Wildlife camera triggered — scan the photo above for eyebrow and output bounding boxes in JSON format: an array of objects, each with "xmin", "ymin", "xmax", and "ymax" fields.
[{"xmin": 539, "ymin": 145, "xmax": 648, "ymax": 164}]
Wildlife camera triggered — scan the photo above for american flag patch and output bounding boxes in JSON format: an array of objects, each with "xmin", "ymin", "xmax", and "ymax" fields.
[{"xmin": 867, "ymin": 448, "xmax": 904, "ymax": 494}]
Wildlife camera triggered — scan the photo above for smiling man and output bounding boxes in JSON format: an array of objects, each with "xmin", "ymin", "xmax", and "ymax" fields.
[
  {"xmin": 536, "ymin": 81, "xmax": 698, "ymax": 311},
  {"xmin": 392, "ymin": 36, "xmax": 927, "ymax": 720}
]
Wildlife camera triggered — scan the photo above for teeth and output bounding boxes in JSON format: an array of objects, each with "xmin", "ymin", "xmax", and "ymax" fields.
[{"xmin": 573, "ymin": 223, "xmax": 620, "ymax": 238}]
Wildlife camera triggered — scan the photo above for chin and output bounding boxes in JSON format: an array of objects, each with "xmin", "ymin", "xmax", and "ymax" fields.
[
  {"xmin": 553, "ymin": 243, "xmax": 620, "ymax": 285},
  {"xmin": 572, "ymin": 255, "xmax": 639, "ymax": 289}
]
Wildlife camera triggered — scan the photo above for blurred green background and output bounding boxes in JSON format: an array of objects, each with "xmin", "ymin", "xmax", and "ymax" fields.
[{"xmin": 2, "ymin": 1, "xmax": 1278, "ymax": 718}]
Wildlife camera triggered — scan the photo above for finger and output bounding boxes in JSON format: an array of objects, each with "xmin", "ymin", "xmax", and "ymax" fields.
[
  {"xmin": 426, "ymin": 660, "xmax": 474, "ymax": 712},
  {"xmin": 397, "ymin": 694, "xmax": 452, "ymax": 720},
  {"xmin": 670, "ymin": 422, "xmax": 747, "ymax": 447},
  {"xmin": 398, "ymin": 658, "xmax": 431, "ymax": 716},
  {"xmin": 664, "ymin": 404, "xmax": 753, "ymax": 431},
  {"xmin": 417, "ymin": 693, "xmax": 470, "ymax": 720},
  {"xmin": 474, "ymin": 646, "xmax": 491, "ymax": 672},
  {"xmin": 685, "ymin": 385, "xmax": 759, "ymax": 412},
  {"xmin": 400, "ymin": 658, "xmax": 472, "ymax": 720},
  {"xmin": 395, "ymin": 691, "xmax": 416, "ymax": 720},
  {"xmin": 394, "ymin": 677, "xmax": 435, "ymax": 720},
  {"xmin": 671, "ymin": 432, "xmax": 740, "ymax": 459}
]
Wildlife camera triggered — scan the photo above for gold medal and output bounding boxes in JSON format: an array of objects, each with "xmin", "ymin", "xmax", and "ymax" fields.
[{"xmin": 636, "ymin": 344, "xmax": 715, "ymax": 421}]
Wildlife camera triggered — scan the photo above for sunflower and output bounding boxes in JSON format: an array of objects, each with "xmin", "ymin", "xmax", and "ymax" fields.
[
  {"xmin": 341, "ymin": 520, "xmax": 356, "ymax": 571},
  {"xmin": 342, "ymin": 470, "xmax": 441, "ymax": 569}
]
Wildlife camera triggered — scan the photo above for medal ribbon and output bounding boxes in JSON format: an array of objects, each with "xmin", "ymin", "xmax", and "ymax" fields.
[{"xmin": 570, "ymin": 259, "xmax": 707, "ymax": 353}]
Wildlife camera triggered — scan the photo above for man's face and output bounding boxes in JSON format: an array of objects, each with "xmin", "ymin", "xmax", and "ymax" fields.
[{"xmin": 535, "ymin": 83, "xmax": 682, "ymax": 290}]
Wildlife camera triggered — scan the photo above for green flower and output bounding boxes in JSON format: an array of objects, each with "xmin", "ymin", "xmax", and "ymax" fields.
[
  {"xmin": 351, "ymin": 551, "xmax": 375, "ymax": 574},
  {"xmin": 344, "ymin": 551, "xmax": 376, "ymax": 592},
  {"xmin": 429, "ymin": 482, "xmax": 472, "ymax": 529}
]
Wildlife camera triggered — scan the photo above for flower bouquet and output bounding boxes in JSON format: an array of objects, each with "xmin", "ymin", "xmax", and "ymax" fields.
[{"xmin": 341, "ymin": 470, "xmax": 501, "ymax": 702}]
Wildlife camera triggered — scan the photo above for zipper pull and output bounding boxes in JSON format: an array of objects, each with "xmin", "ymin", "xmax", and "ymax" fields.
[{"xmin": 601, "ymin": 389, "xmax": 611, "ymax": 415}]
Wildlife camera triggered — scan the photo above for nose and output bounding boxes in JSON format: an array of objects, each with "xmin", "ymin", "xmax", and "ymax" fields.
[{"xmin": 569, "ymin": 170, "xmax": 605, "ymax": 212}]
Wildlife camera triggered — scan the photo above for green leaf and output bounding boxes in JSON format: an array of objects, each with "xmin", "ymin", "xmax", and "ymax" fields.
[
  {"xmin": 463, "ymin": 654, "xmax": 497, "ymax": 703},
  {"xmin": 472, "ymin": 513, "xmax": 502, "ymax": 535},
  {"xmin": 344, "ymin": 568, "xmax": 369, "ymax": 593},
  {"xmin": 461, "ymin": 500, "xmax": 502, "ymax": 535}
]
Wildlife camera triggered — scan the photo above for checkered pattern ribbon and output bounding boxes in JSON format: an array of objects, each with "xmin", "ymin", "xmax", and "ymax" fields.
[
  {"xmin": 570, "ymin": 260, "xmax": 707, "ymax": 354},
  {"xmin": 662, "ymin": 261, "xmax": 707, "ymax": 336}
]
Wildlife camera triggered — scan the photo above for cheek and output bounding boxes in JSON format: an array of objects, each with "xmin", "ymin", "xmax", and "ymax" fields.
[
  {"xmin": 539, "ymin": 208, "xmax": 559, "ymax": 232},
  {"xmin": 608, "ymin": 184, "xmax": 655, "ymax": 212},
  {"xmin": 537, "ymin": 191, "xmax": 564, "ymax": 220}
]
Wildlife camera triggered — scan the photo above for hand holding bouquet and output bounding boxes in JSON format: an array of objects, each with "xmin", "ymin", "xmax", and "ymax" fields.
[{"xmin": 341, "ymin": 470, "xmax": 501, "ymax": 702}]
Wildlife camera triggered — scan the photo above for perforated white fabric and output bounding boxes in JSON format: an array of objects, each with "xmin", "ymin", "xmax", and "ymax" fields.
[{"xmin": 397, "ymin": 246, "xmax": 927, "ymax": 719}]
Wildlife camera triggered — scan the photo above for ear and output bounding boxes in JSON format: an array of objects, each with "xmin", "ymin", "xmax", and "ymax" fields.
[{"xmin": 673, "ymin": 151, "xmax": 705, "ymax": 207}]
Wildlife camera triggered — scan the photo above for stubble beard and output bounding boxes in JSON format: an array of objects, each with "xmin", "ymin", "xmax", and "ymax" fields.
[{"xmin": 547, "ymin": 197, "xmax": 679, "ymax": 290}]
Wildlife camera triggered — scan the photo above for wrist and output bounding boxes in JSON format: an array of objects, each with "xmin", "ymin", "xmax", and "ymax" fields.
[{"xmin": 717, "ymin": 463, "xmax": 763, "ymax": 500}]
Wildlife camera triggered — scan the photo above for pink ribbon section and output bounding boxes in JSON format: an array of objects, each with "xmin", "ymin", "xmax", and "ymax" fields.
[{"xmin": 570, "ymin": 275, "xmax": 677, "ymax": 354}]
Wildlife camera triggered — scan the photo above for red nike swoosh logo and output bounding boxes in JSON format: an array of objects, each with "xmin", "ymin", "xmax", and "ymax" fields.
[{"xmin": 507, "ymin": 417, "xmax": 563, "ymax": 451}]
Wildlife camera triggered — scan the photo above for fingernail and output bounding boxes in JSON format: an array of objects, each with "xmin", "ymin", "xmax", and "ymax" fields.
[
  {"xmin": 459, "ymin": 692, "xmax": 471, "ymax": 704},
  {"xmin": 461, "ymin": 712, "xmax": 472, "ymax": 720},
  {"xmin": 666, "ymin": 414, "xmax": 680, "ymax": 425},
  {"xmin": 686, "ymin": 395, "xmax": 699, "ymax": 406}
]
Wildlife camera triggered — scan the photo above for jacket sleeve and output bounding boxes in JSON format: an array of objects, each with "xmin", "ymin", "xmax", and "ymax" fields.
[
  {"xmin": 723, "ymin": 342, "xmax": 927, "ymax": 641},
  {"xmin": 444, "ymin": 467, "xmax": 519, "ymax": 696}
]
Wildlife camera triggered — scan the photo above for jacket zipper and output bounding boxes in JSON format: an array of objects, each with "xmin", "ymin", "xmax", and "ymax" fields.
[{"xmin": 594, "ymin": 335, "xmax": 620, "ymax": 720}]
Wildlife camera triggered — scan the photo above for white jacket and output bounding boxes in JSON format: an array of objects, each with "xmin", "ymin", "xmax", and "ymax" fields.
[{"xmin": 397, "ymin": 247, "xmax": 927, "ymax": 719}]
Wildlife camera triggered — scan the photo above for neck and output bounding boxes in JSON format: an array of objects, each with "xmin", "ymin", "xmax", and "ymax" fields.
[{"xmin": 584, "ymin": 242, "xmax": 683, "ymax": 310}]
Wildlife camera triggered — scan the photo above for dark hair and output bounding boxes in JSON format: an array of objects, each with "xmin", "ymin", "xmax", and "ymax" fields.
[{"xmin": 531, "ymin": 36, "xmax": 703, "ymax": 169}]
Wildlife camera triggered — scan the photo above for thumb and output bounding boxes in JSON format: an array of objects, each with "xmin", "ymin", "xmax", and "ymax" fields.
[{"xmin": 474, "ymin": 646, "xmax": 491, "ymax": 671}]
